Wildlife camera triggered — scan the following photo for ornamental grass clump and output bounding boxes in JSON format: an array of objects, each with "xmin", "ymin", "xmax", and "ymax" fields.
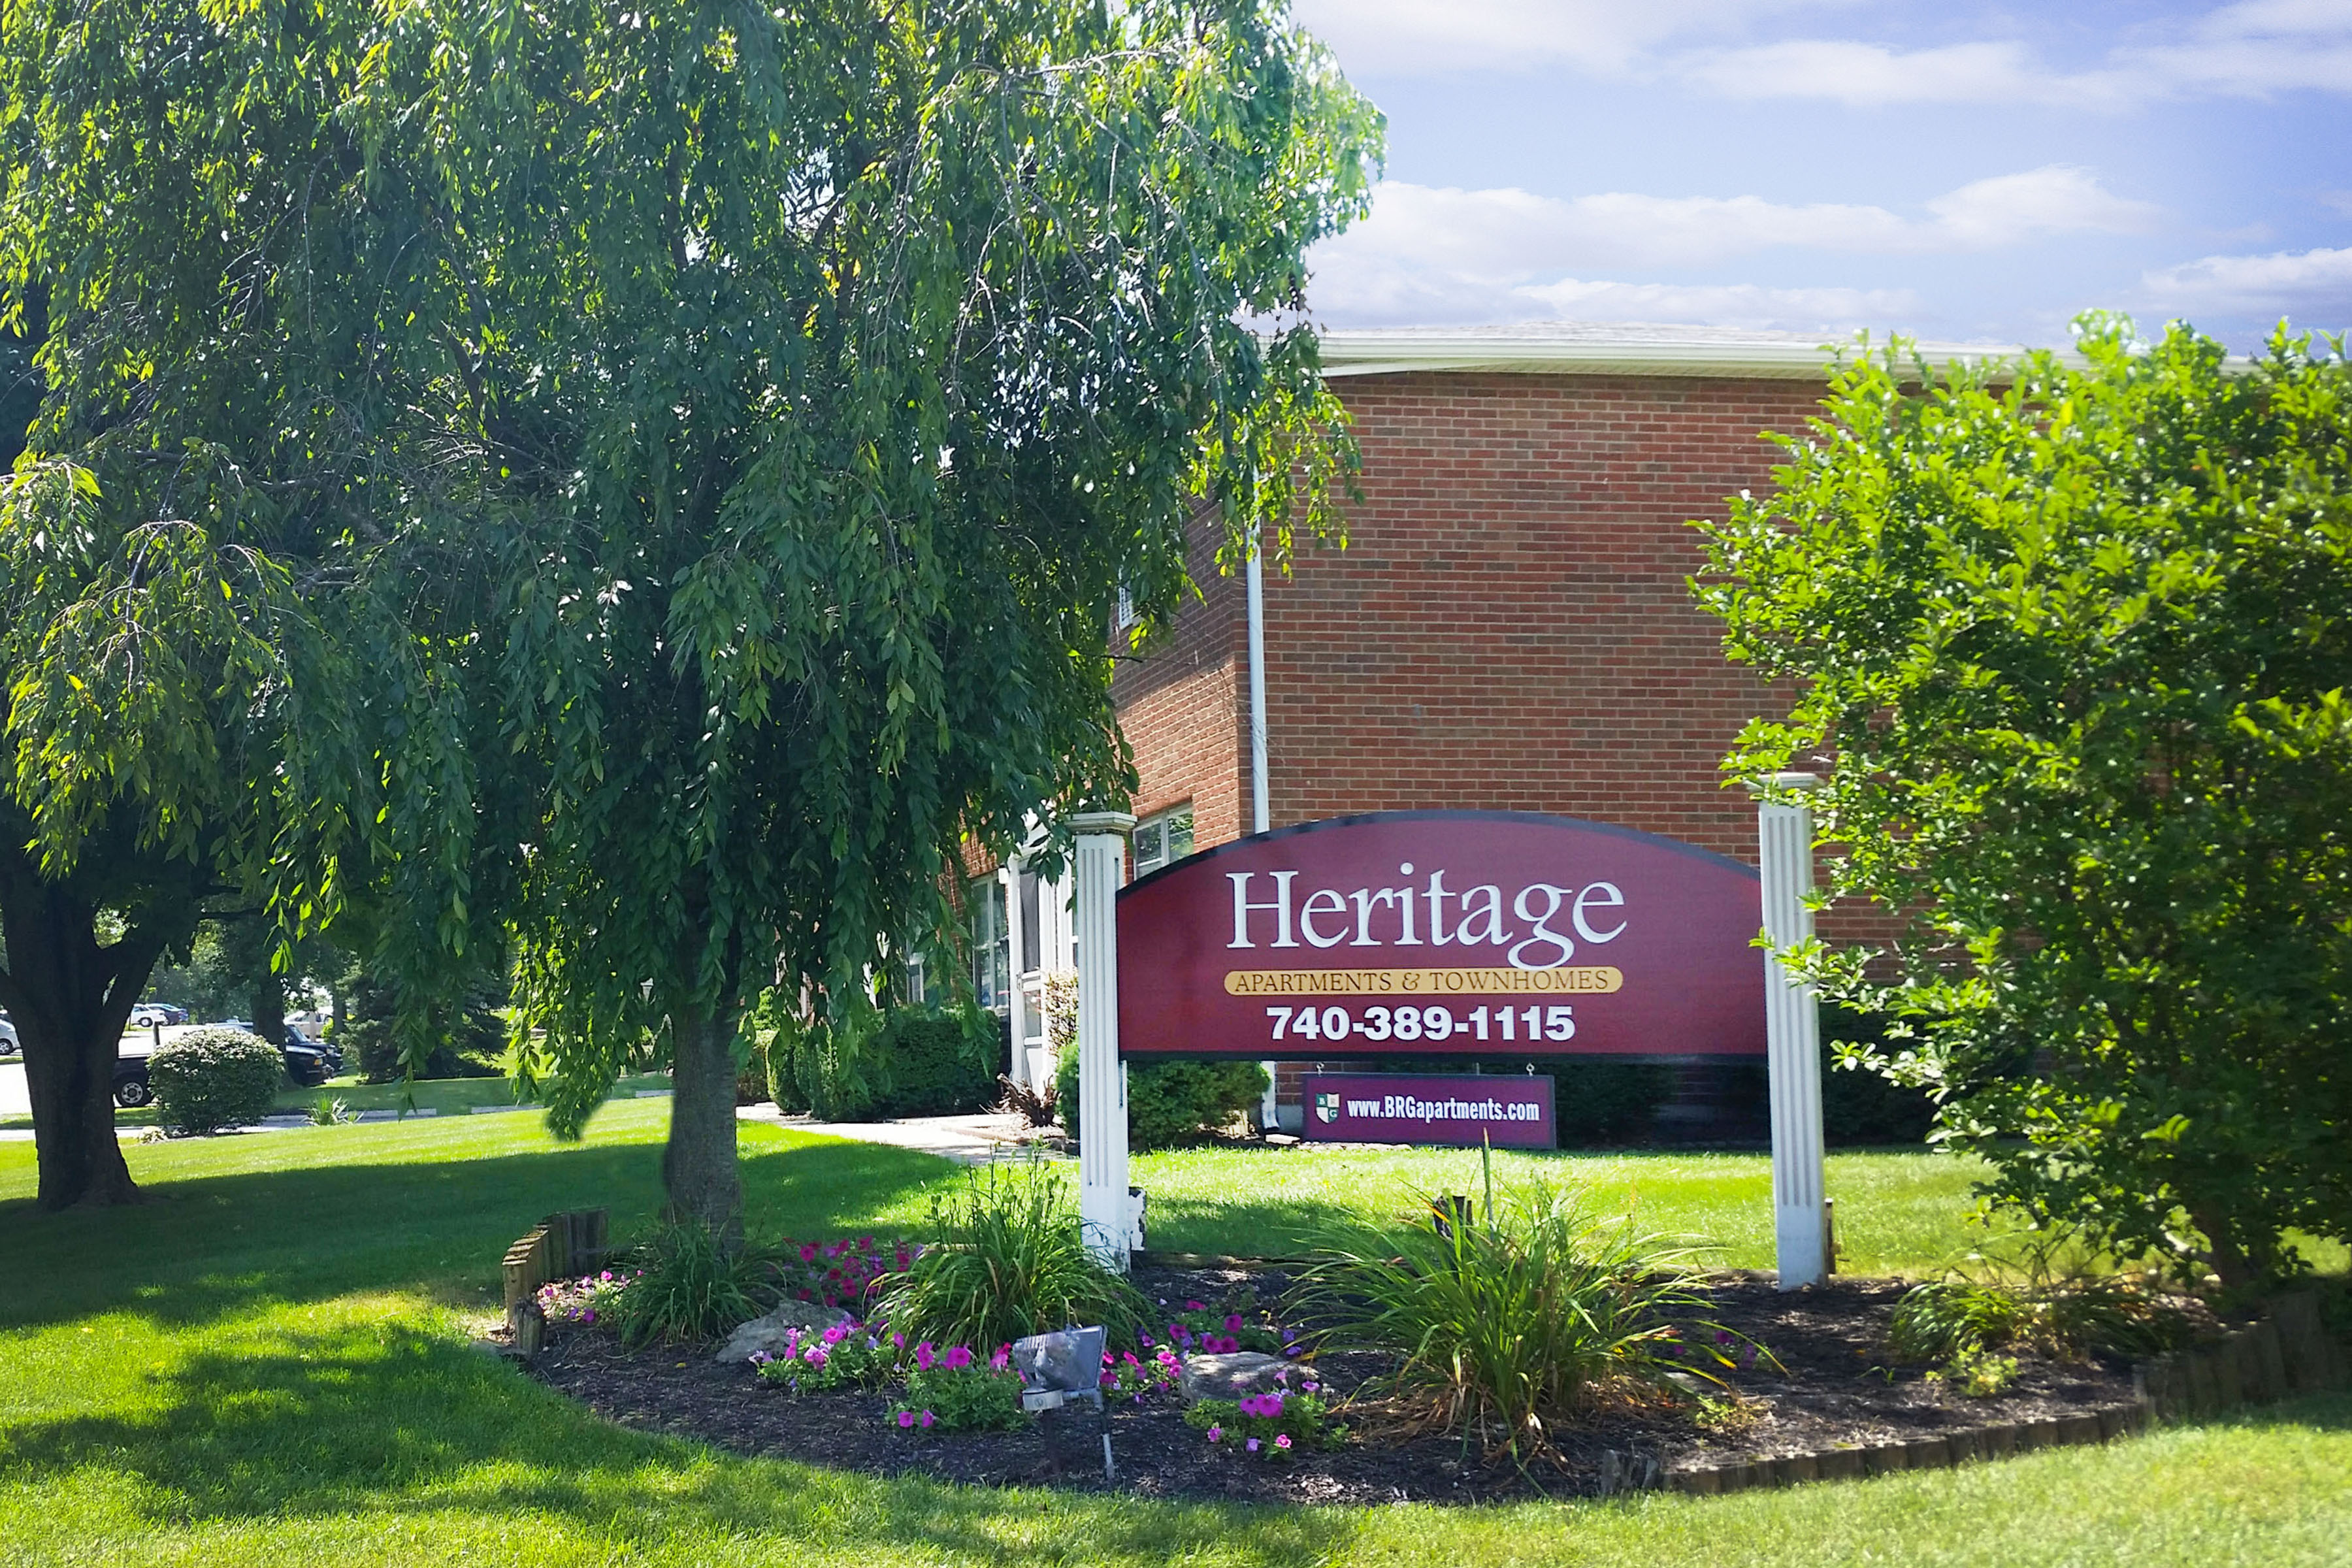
[
  {"xmin": 1888, "ymin": 1225, "xmax": 2187, "ymax": 1367},
  {"xmin": 612, "ymin": 1220, "xmax": 774, "ymax": 1348},
  {"xmin": 1289, "ymin": 1177, "xmax": 1761, "ymax": 1462},
  {"xmin": 872, "ymin": 1158, "xmax": 1145, "ymax": 1349}
]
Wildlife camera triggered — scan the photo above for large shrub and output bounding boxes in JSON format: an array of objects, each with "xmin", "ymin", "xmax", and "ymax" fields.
[
  {"xmin": 1700, "ymin": 320, "xmax": 2352, "ymax": 1286},
  {"xmin": 768, "ymin": 1004, "xmax": 998, "ymax": 1120},
  {"xmin": 872, "ymin": 1160, "xmax": 1145, "ymax": 1348},
  {"xmin": 1056, "ymin": 1054, "xmax": 1268, "ymax": 1149},
  {"xmin": 149, "ymin": 1028, "xmax": 284, "ymax": 1135}
]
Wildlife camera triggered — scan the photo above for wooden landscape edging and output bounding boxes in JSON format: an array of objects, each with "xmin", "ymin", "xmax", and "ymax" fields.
[
  {"xmin": 502, "ymin": 1208, "xmax": 610, "ymax": 1355},
  {"xmin": 1662, "ymin": 1288, "xmax": 2348, "ymax": 1495}
]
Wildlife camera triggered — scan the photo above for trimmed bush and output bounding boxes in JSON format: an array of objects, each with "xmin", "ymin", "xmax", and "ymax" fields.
[
  {"xmin": 768, "ymin": 1004, "xmax": 999, "ymax": 1120},
  {"xmin": 1056, "ymin": 1054, "xmax": 1268, "ymax": 1149},
  {"xmin": 149, "ymin": 1027, "xmax": 284, "ymax": 1135},
  {"xmin": 1820, "ymin": 1007, "xmax": 1936, "ymax": 1145}
]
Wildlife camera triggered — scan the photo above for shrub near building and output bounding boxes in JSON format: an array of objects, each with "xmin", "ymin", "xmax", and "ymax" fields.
[{"xmin": 149, "ymin": 1028, "xmax": 283, "ymax": 1135}]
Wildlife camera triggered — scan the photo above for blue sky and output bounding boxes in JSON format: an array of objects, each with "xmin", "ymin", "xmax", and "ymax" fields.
[{"xmin": 1293, "ymin": 0, "xmax": 2352, "ymax": 350}]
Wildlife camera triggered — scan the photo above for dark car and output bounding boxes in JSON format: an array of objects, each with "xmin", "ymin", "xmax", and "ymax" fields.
[{"xmin": 112, "ymin": 1056, "xmax": 154, "ymax": 1108}]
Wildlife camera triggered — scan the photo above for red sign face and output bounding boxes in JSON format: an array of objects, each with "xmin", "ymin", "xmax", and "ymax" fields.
[{"xmin": 1115, "ymin": 811, "xmax": 1765, "ymax": 1058}]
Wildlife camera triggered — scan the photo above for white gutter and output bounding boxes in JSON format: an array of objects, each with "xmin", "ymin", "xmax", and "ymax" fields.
[{"xmin": 1315, "ymin": 327, "xmax": 2074, "ymax": 382}]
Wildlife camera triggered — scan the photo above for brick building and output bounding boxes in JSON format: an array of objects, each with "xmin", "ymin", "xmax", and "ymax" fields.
[{"xmin": 985, "ymin": 322, "xmax": 2008, "ymax": 1120}]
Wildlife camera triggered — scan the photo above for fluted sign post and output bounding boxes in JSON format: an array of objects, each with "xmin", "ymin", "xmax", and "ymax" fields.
[{"xmin": 1750, "ymin": 774, "xmax": 1828, "ymax": 1290}]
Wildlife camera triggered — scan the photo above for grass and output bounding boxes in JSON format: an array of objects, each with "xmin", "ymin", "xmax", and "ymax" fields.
[
  {"xmin": 1, "ymin": 1108, "xmax": 2348, "ymax": 1565},
  {"xmin": 0, "ymin": 1068, "xmax": 678, "ymax": 1131},
  {"xmin": 1135, "ymin": 1143, "xmax": 1992, "ymax": 1274}
]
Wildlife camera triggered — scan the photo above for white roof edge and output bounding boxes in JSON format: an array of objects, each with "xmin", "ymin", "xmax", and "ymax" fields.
[{"xmin": 1315, "ymin": 329, "xmax": 2076, "ymax": 381}]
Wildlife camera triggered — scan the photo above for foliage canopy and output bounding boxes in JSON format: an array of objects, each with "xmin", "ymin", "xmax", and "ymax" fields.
[
  {"xmin": 1699, "ymin": 318, "xmax": 2352, "ymax": 1287},
  {"xmin": 1, "ymin": 0, "xmax": 1379, "ymax": 1219}
]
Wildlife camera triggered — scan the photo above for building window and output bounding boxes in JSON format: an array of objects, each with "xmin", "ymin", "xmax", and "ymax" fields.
[
  {"xmin": 1017, "ymin": 868, "xmax": 1042, "ymax": 979},
  {"xmin": 900, "ymin": 950, "xmax": 927, "ymax": 1005},
  {"xmin": 969, "ymin": 875, "xmax": 1009, "ymax": 1011},
  {"xmin": 1133, "ymin": 804, "xmax": 1195, "ymax": 877}
]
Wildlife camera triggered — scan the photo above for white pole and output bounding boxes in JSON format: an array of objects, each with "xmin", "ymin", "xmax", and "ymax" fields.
[
  {"xmin": 1004, "ymin": 860, "xmax": 1031, "ymax": 1090},
  {"xmin": 1246, "ymin": 528, "xmax": 1279, "ymax": 1131},
  {"xmin": 1752, "ymin": 772, "xmax": 1827, "ymax": 1290},
  {"xmin": 1070, "ymin": 811, "xmax": 1136, "ymax": 1267}
]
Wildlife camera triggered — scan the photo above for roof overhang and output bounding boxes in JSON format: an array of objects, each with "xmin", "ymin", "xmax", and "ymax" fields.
[{"xmin": 1315, "ymin": 326, "xmax": 2077, "ymax": 382}]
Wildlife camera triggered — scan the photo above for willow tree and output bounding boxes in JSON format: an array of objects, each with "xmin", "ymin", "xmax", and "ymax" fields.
[{"xmin": 4, "ymin": 0, "xmax": 1379, "ymax": 1228}]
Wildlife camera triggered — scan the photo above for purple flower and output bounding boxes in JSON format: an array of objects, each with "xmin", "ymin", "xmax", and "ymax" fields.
[
  {"xmin": 915, "ymin": 1342, "xmax": 936, "ymax": 1371},
  {"xmin": 943, "ymin": 1346, "xmax": 973, "ymax": 1371},
  {"xmin": 919, "ymin": 1410, "xmax": 936, "ymax": 1429},
  {"xmin": 1185, "ymin": 1301, "xmax": 1205, "ymax": 1311},
  {"xmin": 1224, "ymin": 1314, "xmax": 1243, "ymax": 1331},
  {"xmin": 822, "ymin": 1324, "xmax": 847, "ymax": 1345},
  {"xmin": 800, "ymin": 1243, "xmax": 819, "ymax": 1264},
  {"xmin": 1207, "ymin": 1426, "xmax": 1222, "ymax": 1443},
  {"xmin": 896, "ymin": 1411, "xmax": 915, "ymax": 1428},
  {"xmin": 1139, "ymin": 1333, "xmax": 1154, "ymax": 1348},
  {"xmin": 1247, "ymin": 1438, "xmax": 1260, "ymax": 1453}
]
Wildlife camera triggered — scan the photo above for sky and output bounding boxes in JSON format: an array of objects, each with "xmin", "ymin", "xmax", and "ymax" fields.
[{"xmin": 1290, "ymin": 0, "xmax": 2352, "ymax": 350}]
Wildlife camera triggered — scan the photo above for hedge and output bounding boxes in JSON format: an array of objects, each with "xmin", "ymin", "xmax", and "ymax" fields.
[
  {"xmin": 149, "ymin": 1027, "xmax": 284, "ymax": 1135},
  {"xmin": 1056, "ymin": 1054, "xmax": 1269, "ymax": 1149}
]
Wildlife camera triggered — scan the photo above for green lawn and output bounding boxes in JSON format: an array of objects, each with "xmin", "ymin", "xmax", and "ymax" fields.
[
  {"xmin": 3, "ymin": 1106, "xmax": 2347, "ymax": 1566},
  {"xmin": 0, "ymin": 1068, "xmax": 678, "ymax": 1132}
]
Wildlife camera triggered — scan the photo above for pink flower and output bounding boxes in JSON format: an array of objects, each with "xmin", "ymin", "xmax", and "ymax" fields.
[
  {"xmin": 1185, "ymin": 1301, "xmax": 1205, "ymax": 1311},
  {"xmin": 896, "ymin": 1411, "xmax": 915, "ymax": 1428},
  {"xmin": 943, "ymin": 1346, "xmax": 973, "ymax": 1370},
  {"xmin": 1206, "ymin": 1426, "xmax": 1222, "ymax": 1443},
  {"xmin": 915, "ymin": 1342, "xmax": 936, "ymax": 1371},
  {"xmin": 1274, "ymin": 1435, "xmax": 1292, "ymax": 1451},
  {"xmin": 821, "ymin": 1324, "xmax": 847, "ymax": 1345},
  {"xmin": 800, "ymin": 1243, "xmax": 819, "ymax": 1264},
  {"xmin": 1224, "ymin": 1314, "xmax": 1243, "ymax": 1331},
  {"xmin": 989, "ymin": 1346, "xmax": 1011, "ymax": 1372},
  {"xmin": 919, "ymin": 1410, "xmax": 936, "ymax": 1429}
]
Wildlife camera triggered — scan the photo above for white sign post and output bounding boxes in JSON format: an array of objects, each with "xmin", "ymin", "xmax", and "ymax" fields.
[
  {"xmin": 1752, "ymin": 772, "xmax": 1828, "ymax": 1290},
  {"xmin": 1070, "ymin": 811, "xmax": 1137, "ymax": 1267}
]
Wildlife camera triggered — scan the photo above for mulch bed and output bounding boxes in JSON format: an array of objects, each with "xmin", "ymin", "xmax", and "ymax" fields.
[{"xmin": 526, "ymin": 1264, "xmax": 2151, "ymax": 1505}]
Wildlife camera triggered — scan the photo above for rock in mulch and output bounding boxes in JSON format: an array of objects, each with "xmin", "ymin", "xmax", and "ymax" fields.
[
  {"xmin": 1177, "ymin": 1350, "xmax": 1296, "ymax": 1402},
  {"xmin": 714, "ymin": 1300, "xmax": 853, "ymax": 1363}
]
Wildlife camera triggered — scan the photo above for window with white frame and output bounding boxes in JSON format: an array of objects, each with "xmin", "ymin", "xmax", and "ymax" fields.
[
  {"xmin": 968, "ymin": 875, "xmax": 1009, "ymax": 1011},
  {"xmin": 1132, "ymin": 803, "xmax": 1195, "ymax": 877}
]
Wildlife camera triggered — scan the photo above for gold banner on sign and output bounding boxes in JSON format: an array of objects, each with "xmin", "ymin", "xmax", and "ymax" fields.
[{"xmin": 1222, "ymin": 966, "xmax": 1624, "ymax": 997}]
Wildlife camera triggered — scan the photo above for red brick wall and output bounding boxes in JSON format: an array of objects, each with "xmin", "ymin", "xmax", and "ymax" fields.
[
  {"xmin": 1247, "ymin": 370, "xmax": 1815, "ymax": 866},
  {"xmin": 1109, "ymin": 511, "xmax": 1250, "ymax": 859}
]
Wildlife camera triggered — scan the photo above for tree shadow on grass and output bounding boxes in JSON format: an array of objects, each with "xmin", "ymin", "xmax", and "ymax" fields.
[
  {"xmin": 0, "ymin": 1128, "xmax": 961, "ymax": 1335},
  {"xmin": 1, "ymin": 1317, "xmax": 1353, "ymax": 1565}
]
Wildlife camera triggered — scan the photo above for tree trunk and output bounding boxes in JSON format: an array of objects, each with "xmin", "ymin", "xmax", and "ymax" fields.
[
  {"xmin": 251, "ymin": 964, "xmax": 286, "ymax": 1050},
  {"xmin": 663, "ymin": 1005, "xmax": 743, "ymax": 1247},
  {"xmin": 0, "ymin": 849, "xmax": 170, "ymax": 1211}
]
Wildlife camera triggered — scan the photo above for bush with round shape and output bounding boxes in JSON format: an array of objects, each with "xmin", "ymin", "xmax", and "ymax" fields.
[{"xmin": 148, "ymin": 1027, "xmax": 284, "ymax": 1135}]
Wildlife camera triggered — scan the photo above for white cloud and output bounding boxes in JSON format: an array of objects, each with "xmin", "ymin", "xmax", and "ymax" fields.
[
  {"xmin": 1513, "ymin": 277, "xmax": 1916, "ymax": 332},
  {"xmin": 2140, "ymin": 244, "xmax": 2352, "ymax": 320},
  {"xmin": 1299, "ymin": 0, "xmax": 2352, "ymax": 105},
  {"xmin": 1288, "ymin": 0, "xmax": 1842, "ymax": 76},
  {"xmin": 1309, "ymin": 168, "xmax": 2153, "ymax": 329},
  {"xmin": 1313, "ymin": 168, "xmax": 2153, "ymax": 287},
  {"xmin": 1675, "ymin": 40, "xmax": 2117, "ymax": 108}
]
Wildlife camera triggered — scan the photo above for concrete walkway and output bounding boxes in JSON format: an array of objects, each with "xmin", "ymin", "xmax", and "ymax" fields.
[{"xmin": 738, "ymin": 1104, "xmax": 1067, "ymax": 1166}]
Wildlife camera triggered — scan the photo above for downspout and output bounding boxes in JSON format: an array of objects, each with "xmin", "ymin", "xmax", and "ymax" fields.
[{"xmin": 1247, "ymin": 525, "xmax": 1279, "ymax": 1130}]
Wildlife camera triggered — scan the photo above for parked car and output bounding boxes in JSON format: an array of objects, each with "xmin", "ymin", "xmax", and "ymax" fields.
[
  {"xmin": 113, "ymin": 1054, "xmax": 153, "ymax": 1107},
  {"xmin": 129, "ymin": 1002, "xmax": 188, "ymax": 1028},
  {"xmin": 223, "ymin": 1020, "xmax": 338, "ymax": 1086},
  {"xmin": 0, "ymin": 1011, "xmax": 18, "ymax": 1057}
]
